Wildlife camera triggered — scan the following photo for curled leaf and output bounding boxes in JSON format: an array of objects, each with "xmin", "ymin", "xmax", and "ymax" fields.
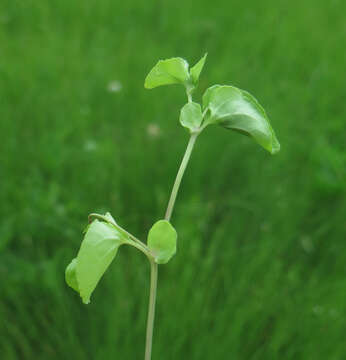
[
  {"xmin": 65, "ymin": 219, "xmax": 129, "ymax": 304},
  {"xmin": 203, "ymin": 85, "xmax": 280, "ymax": 154}
]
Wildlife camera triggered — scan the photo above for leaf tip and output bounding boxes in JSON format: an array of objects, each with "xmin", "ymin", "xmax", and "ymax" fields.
[
  {"xmin": 190, "ymin": 53, "xmax": 208, "ymax": 84},
  {"xmin": 270, "ymin": 138, "xmax": 281, "ymax": 154},
  {"xmin": 144, "ymin": 77, "xmax": 153, "ymax": 89},
  {"xmin": 82, "ymin": 296, "xmax": 91, "ymax": 305}
]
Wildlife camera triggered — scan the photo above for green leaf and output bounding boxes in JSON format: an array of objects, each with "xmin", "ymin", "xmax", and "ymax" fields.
[
  {"xmin": 147, "ymin": 220, "xmax": 177, "ymax": 264},
  {"xmin": 66, "ymin": 219, "xmax": 129, "ymax": 304},
  {"xmin": 203, "ymin": 85, "xmax": 280, "ymax": 154},
  {"xmin": 144, "ymin": 57, "xmax": 190, "ymax": 89},
  {"xmin": 190, "ymin": 53, "xmax": 207, "ymax": 84},
  {"xmin": 180, "ymin": 102, "xmax": 203, "ymax": 133}
]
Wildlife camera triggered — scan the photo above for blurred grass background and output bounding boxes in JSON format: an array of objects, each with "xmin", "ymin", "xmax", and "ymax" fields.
[{"xmin": 1, "ymin": 0, "xmax": 346, "ymax": 359}]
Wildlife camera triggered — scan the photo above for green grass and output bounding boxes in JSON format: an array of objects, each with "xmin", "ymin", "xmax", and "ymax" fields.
[{"xmin": 1, "ymin": 0, "xmax": 346, "ymax": 359}]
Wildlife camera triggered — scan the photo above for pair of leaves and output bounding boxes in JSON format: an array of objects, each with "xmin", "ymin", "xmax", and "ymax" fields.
[
  {"xmin": 65, "ymin": 215, "xmax": 177, "ymax": 304},
  {"xmin": 145, "ymin": 55, "xmax": 280, "ymax": 154},
  {"xmin": 144, "ymin": 54, "xmax": 207, "ymax": 90},
  {"xmin": 180, "ymin": 86, "xmax": 280, "ymax": 153},
  {"xmin": 144, "ymin": 54, "xmax": 206, "ymax": 134}
]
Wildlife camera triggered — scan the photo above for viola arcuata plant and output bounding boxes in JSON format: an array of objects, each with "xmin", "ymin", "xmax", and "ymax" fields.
[{"xmin": 65, "ymin": 54, "xmax": 280, "ymax": 360}]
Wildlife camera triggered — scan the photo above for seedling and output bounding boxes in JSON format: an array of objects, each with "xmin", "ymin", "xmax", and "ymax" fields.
[{"xmin": 65, "ymin": 54, "xmax": 280, "ymax": 360}]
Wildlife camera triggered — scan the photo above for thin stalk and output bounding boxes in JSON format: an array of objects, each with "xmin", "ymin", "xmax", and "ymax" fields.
[
  {"xmin": 127, "ymin": 240, "xmax": 152, "ymax": 259},
  {"xmin": 88, "ymin": 213, "xmax": 149, "ymax": 252},
  {"xmin": 144, "ymin": 260, "xmax": 158, "ymax": 360},
  {"xmin": 165, "ymin": 133, "xmax": 198, "ymax": 221},
  {"xmin": 144, "ymin": 132, "xmax": 199, "ymax": 360}
]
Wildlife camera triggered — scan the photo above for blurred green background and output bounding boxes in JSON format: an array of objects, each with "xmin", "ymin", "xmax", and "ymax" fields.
[{"xmin": 1, "ymin": 0, "xmax": 346, "ymax": 359}]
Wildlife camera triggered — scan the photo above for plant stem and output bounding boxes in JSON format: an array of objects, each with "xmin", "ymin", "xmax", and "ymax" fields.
[
  {"xmin": 144, "ymin": 260, "xmax": 158, "ymax": 360},
  {"xmin": 88, "ymin": 213, "xmax": 149, "ymax": 252},
  {"xmin": 144, "ymin": 133, "xmax": 199, "ymax": 360},
  {"xmin": 165, "ymin": 133, "xmax": 198, "ymax": 221}
]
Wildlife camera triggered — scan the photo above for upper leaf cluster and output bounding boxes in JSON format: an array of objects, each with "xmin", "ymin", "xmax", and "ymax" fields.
[{"xmin": 145, "ymin": 54, "xmax": 280, "ymax": 154}]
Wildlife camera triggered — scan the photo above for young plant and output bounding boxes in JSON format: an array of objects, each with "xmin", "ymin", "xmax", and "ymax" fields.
[{"xmin": 65, "ymin": 54, "xmax": 280, "ymax": 360}]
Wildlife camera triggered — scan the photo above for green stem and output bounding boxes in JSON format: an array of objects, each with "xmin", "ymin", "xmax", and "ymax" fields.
[
  {"xmin": 88, "ymin": 213, "xmax": 149, "ymax": 252},
  {"xmin": 127, "ymin": 240, "xmax": 152, "ymax": 259},
  {"xmin": 144, "ymin": 133, "xmax": 199, "ymax": 360},
  {"xmin": 165, "ymin": 133, "xmax": 198, "ymax": 221},
  {"xmin": 144, "ymin": 260, "xmax": 158, "ymax": 360}
]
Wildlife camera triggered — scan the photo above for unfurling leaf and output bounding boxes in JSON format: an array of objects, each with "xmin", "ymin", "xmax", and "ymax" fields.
[
  {"xmin": 190, "ymin": 53, "xmax": 207, "ymax": 84},
  {"xmin": 65, "ymin": 219, "xmax": 130, "ymax": 304},
  {"xmin": 203, "ymin": 85, "xmax": 280, "ymax": 154},
  {"xmin": 180, "ymin": 102, "xmax": 203, "ymax": 133},
  {"xmin": 144, "ymin": 58, "xmax": 190, "ymax": 89},
  {"xmin": 147, "ymin": 220, "xmax": 177, "ymax": 264}
]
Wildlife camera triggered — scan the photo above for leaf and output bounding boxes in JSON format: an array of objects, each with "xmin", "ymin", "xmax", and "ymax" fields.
[
  {"xmin": 190, "ymin": 53, "xmax": 207, "ymax": 84},
  {"xmin": 66, "ymin": 219, "xmax": 129, "ymax": 304},
  {"xmin": 144, "ymin": 57, "xmax": 190, "ymax": 89},
  {"xmin": 147, "ymin": 220, "xmax": 177, "ymax": 264},
  {"xmin": 180, "ymin": 102, "xmax": 203, "ymax": 133},
  {"xmin": 203, "ymin": 85, "xmax": 280, "ymax": 154}
]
